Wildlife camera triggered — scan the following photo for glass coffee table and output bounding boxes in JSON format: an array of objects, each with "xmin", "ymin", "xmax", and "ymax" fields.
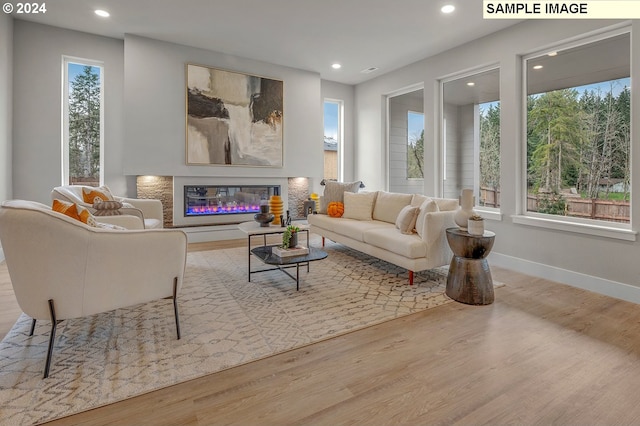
[{"xmin": 250, "ymin": 245, "xmax": 328, "ymax": 290}]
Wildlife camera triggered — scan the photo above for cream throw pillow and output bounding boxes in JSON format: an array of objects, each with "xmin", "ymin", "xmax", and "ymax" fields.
[
  {"xmin": 415, "ymin": 198, "xmax": 439, "ymax": 238},
  {"xmin": 319, "ymin": 181, "xmax": 362, "ymax": 214},
  {"xmin": 372, "ymin": 191, "xmax": 413, "ymax": 224},
  {"xmin": 395, "ymin": 205, "xmax": 420, "ymax": 234},
  {"xmin": 343, "ymin": 192, "xmax": 376, "ymax": 220}
]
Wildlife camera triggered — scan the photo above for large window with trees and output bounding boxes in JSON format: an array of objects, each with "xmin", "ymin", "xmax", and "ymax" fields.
[
  {"xmin": 524, "ymin": 30, "xmax": 630, "ymax": 225},
  {"xmin": 63, "ymin": 57, "xmax": 104, "ymax": 187},
  {"xmin": 442, "ymin": 67, "xmax": 500, "ymax": 209}
]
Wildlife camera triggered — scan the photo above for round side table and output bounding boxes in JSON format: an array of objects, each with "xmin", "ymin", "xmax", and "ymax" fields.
[{"xmin": 445, "ymin": 227, "xmax": 496, "ymax": 305}]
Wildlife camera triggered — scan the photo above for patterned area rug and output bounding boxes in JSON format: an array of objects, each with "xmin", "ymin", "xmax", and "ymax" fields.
[{"xmin": 0, "ymin": 239, "xmax": 453, "ymax": 425}]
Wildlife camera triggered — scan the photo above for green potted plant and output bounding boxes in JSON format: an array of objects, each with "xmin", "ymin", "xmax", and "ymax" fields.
[{"xmin": 282, "ymin": 225, "xmax": 300, "ymax": 249}]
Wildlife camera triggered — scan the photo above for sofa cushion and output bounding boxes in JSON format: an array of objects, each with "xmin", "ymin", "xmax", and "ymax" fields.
[
  {"xmin": 363, "ymin": 228, "xmax": 427, "ymax": 259},
  {"xmin": 411, "ymin": 194, "xmax": 429, "ymax": 207},
  {"xmin": 52, "ymin": 199, "xmax": 98, "ymax": 227},
  {"xmin": 395, "ymin": 205, "xmax": 419, "ymax": 234},
  {"xmin": 82, "ymin": 185, "xmax": 115, "ymax": 204},
  {"xmin": 372, "ymin": 191, "xmax": 413, "ymax": 224},
  {"xmin": 435, "ymin": 198, "xmax": 459, "ymax": 211},
  {"xmin": 416, "ymin": 199, "xmax": 439, "ymax": 238},
  {"xmin": 343, "ymin": 191, "xmax": 376, "ymax": 221},
  {"xmin": 319, "ymin": 181, "xmax": 361, "ymax": 214}
]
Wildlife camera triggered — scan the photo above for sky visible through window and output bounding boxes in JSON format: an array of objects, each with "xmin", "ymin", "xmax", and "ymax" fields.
[
  {"xmin": 68, "ymin": 62, "xmax": 100, "ymax": 89},
  {"xmin": 324, "ymin": 101, "xmax": 338, "ymax": 140},
  {"xmin": 408, "ymin": 111, "xmax": 424, "ymax": 142}
]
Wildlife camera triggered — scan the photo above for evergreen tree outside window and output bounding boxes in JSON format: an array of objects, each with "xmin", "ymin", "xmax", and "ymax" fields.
[
  {"xmin": 407, "ymin": 111, "xmax": 424, "ymax": 179},
  {"xmin": 525, "ymin": 31, "xmax": 630, "ymax": 224},
  {"xmin": 63, "ymin": 58, "xmax": 104, "ymax": 187}
]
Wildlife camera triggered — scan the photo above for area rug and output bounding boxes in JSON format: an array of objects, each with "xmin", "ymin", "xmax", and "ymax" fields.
[{"xmin": 0, "ymin": 239, "xmax": 454, "ymax": 425}]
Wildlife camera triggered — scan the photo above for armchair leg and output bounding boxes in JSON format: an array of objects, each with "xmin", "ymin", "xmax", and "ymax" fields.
[
  {"xmin": 173, "ymin": 277, "xmax": 181, "ymax": 340},
  {"xmin": 29, "ymin": 318, "xmax": 36, "ymax": 336},
  {"xmin": 44, "ymin": 299, "xmax": 61, "ymax": 379},
  {"xmin": 409, "ymin": 270, "xmax": 414, "ymax": 286}
]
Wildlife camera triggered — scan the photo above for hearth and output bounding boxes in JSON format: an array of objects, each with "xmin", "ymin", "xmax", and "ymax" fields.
[{"xmin": 184, "ymin": 185, "xmax": 279, "ymax": 219}]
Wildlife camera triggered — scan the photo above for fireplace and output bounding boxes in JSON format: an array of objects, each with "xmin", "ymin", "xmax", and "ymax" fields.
[{"xmin": 184, "ymin": 184, "xmax": 279, "ymax": 222}]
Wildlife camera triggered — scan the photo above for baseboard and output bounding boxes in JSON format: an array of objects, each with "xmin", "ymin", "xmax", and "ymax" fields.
[{"xmin": 489, "ymin": 252, "xmax": 640, "ymax": 305}]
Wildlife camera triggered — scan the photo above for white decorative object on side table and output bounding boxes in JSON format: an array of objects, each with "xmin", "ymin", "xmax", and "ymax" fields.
[{"xmin": 454, "ymin": 188, "xmax": 476, "ymax": 230}]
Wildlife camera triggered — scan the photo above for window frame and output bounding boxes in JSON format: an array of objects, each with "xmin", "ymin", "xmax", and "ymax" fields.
[
  {"xmin": 439, "ymin": 64, "xmax": 501, "ymax": 219},
  {"xmin": 323, "ymin": 98, "xmax": 343, "ymax": 182},
  {"xmin": 517, "ymin": 26, "xmax": 636, "ymax": 241},
  {"xmin": 62, "ymin": 56, "xmax": 105, "ymax": 187}
]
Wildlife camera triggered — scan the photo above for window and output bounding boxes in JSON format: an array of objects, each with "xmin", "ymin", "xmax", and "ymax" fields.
[
  {"xmin": 442, "ymin": 67, "xmax": 500, "ymax": 209},
  {"xmin": 524, "ymin": 30, "xmax": 630, "ymax": 225},
  {"xmin": 323, "ymin": 99, "xmax": 342, "ymax": 181},
  {"xmin": 63, "ymin": 57, "xmax": 104, "ymax": 187},
  {"xmin": 387, "ymin": 87, "xmax": 424, "ymax": 193},
  {"xmin": 407, "ymin": 111, "xmax": 424, "ymax": 179}
]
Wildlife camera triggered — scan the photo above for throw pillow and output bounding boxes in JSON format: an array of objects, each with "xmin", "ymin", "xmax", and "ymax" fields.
[
  {"xmin": 319, "ymin": 181, "xmax": 361, "ymax": 214},
  {"xmin": 52, "ymin": 199, "xmax": 98, "ymax": 227},
  {"xmin": 415, "ymin": 198, "xmax": 439, "ymax": 238},
  {"xmin": 343, "ymin": 191, "xmax": 376, "ymax": 220},
  {"xmin": 93, "ymin": 200, "xmax": 123, "ymax": 216},
  {"xmin": 395, "ymin": 205, "xmax": 420, "ymax": 235},
  {"xmin": 372, "ymin": 191, "xmax": 413, "ymax": 224},
  {"xmin": 82, "ymin": 185, "xmax": 114, "ymax": 204},
  {"xmin": 327, "ymin": 201, "xmax": 344, "ymax": 218}
]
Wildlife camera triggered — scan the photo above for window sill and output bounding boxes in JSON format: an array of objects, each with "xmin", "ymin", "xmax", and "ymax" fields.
[
  {"xmin": 475, "ymin": 208, "xmax": 502, "ymax": 221},
  {"xmin": 511, "ymin": 214, "xmax": 637, "ymax": 241}
]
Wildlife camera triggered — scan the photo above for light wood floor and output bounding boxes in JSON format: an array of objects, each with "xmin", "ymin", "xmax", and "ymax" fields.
[{"xmin": 3, "ymin": 240, "xmax": 640, "ymax": 425}]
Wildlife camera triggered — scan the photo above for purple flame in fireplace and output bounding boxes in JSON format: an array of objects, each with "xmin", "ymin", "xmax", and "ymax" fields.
[{"xmin": 186, "ymin": 203, "xmax": 261, "ymax": 216}]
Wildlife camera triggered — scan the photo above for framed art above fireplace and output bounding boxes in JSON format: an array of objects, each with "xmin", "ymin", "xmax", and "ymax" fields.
[{"xmin": 186, "ymin": 63, "xmax": 283, "ymax": 167}]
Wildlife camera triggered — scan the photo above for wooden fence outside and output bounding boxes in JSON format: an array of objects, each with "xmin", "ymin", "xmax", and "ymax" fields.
[{"xmin": 479, "ymin": 187, "xmax": 630, "ymax": 223}]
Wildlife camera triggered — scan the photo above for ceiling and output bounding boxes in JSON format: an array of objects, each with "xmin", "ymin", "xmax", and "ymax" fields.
[{"xmin": 12, "ymin": 0, "xmax": 521, "ymax": 85}]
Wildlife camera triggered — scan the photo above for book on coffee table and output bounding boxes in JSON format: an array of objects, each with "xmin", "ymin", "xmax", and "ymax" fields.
[{"xmin": 272, "ymin": 245, "xmax": 309, "ymax": 258}]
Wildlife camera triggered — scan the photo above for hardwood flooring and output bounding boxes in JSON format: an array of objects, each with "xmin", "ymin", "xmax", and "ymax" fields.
[{"xmin": 2, "ymin": 239, "xmax": 640, "ymax": 425}]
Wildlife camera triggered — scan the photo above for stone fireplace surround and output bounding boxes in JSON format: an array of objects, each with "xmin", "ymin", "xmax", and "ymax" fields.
[{"xmin": 136, "ymin": 176, "xmax": 312, "ymax": 229}]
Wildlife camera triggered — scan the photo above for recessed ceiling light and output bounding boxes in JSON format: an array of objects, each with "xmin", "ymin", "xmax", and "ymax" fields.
[
  {"xmin": 533, "ymin": 65, "xmax": 543, "ymax": 70},
  {"xmin": 331, "ymin": 63, "xmax": 342, "ymax": 70},
  {"xmin": 548, "ymin": 51, "xmax": 558, "ymax": 56},
  {"xmin": 94, "ymin": 9, "xmax": 110, "ymax": 18},
  {"xmin": 441, "ymin": 5, "xmax": 455, "ymax": 14},
  {"xmin": 467, "ymin": 82, "xmax": 475, "ymax": 86}
]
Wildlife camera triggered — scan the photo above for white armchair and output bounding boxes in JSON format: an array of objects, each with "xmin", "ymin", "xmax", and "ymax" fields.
[
  {"xmin": 51, "ymin": 185, "xmax": 164, "ymax": 229},
  {"xmin": 0, "ymin": 200, "xmax": 187, "ymax": 378}
]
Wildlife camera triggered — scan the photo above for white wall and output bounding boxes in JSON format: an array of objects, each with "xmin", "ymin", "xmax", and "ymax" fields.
[
  {"xmin": 0, "ymin": 14, "xmax": 12, "ymax": 262},
  {"xmin": 123, "ymin": 35, "xmax": 323, "ymax": 182},
  {"xmin": 354, "ymin": 19, "xmax": 640, "ymax": 301},
  {"xmin": 12, "ymin": 20, "xmax": 126, "ymax": 202},
  {"xmin": 0, "ymin": 15, "xmax": 12, "ymax": 204}
]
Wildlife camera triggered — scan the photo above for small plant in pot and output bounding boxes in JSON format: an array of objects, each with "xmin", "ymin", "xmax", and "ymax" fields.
[
  {"xmin": 467, "ymin": 214, "xmax": 485, "ymax": 236},
  {"xmin": 282, "ymin": 225, "xmax": 300, "ymax": 249}
]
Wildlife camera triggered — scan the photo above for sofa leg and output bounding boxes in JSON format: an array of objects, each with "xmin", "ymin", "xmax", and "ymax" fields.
[
  {"xmin": 322, "ymin": 237, "xmax": 325, "ymax": 247},
  {"xmin": 44, "ymin": 299, "xmax": 60, "ymax": 379},
  {"xmin": 409, "ymin": 271, "xmax": 414, "ymax": 286},
  {"xmin": 173, "ymin": 277, "xmax": 181, "ymax": 340}
]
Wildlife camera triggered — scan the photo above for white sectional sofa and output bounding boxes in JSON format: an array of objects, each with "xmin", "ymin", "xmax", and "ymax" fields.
[{"xmin": 308, "ymin": 184, "xmax": 458, "ymax": 285}]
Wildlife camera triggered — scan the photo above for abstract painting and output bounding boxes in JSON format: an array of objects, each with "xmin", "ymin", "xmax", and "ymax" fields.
[{"xmin": 186, "ymin": 64, "xmax": 283, "ymax": 167}]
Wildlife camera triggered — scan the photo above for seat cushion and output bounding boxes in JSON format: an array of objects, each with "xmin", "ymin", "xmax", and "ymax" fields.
[
  {"xmin": 363, "ymin": 228, "xmax": 427, "ymax": 259},
  {"xmin": 144, "ymin": 218, "xmax": 163, "ymax": 229}
]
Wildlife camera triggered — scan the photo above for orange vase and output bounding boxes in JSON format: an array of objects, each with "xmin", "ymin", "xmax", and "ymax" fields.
[{"xmin": 269, "ymin": 195, "xmax": 284, "ymax": 225}]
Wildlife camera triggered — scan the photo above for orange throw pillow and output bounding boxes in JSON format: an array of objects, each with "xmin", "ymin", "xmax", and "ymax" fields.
[
  {"xmin": 52, "ymin": 199, "xmax": 97, "ymax": 227},
  {"xmin": 53, "ymin": 198, "xmax": 80, "ymax": 221},
  {"xmin": 327, "ymin": 201, "xmax": 344, "ymax": 218},
  {"xmin": 82, "ymin": 186, "xmax": 114, "ymax": 204}
]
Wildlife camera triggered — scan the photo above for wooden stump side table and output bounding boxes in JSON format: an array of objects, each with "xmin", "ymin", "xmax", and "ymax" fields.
[{"xmin": 445, "ymin": 228, "xmax": 496, "ymax": 305}]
